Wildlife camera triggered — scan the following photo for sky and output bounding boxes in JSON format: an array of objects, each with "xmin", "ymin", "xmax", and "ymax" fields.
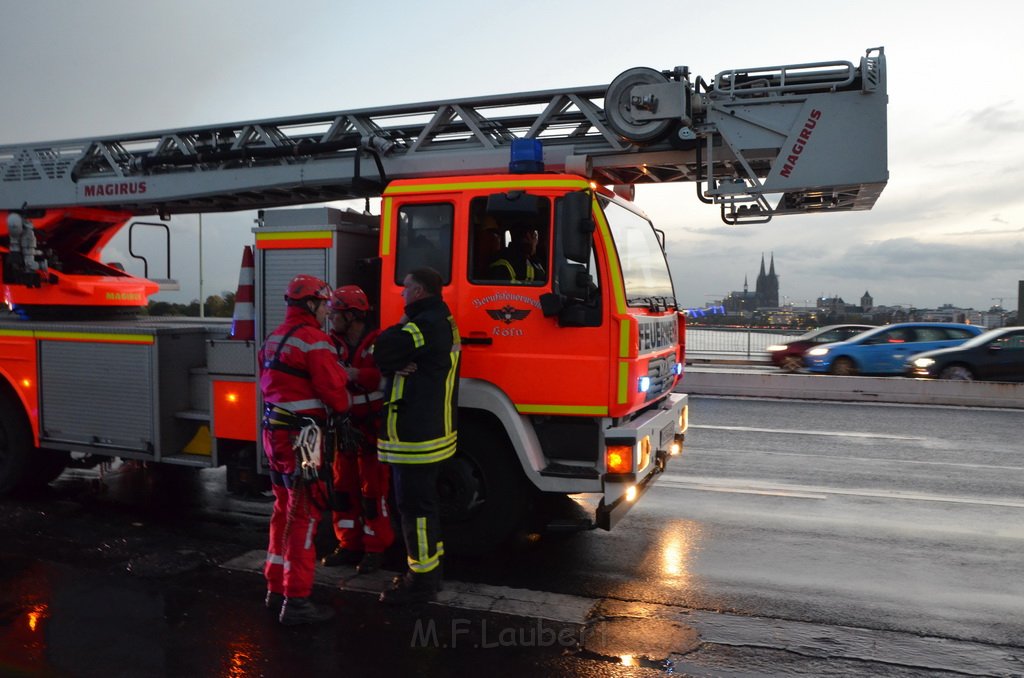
[{"xmin": 1, "ymin": 0, "xmax": 1022, "ymax": 312}]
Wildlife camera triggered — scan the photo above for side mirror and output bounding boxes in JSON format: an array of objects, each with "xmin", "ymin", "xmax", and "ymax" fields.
[
  {"xmin": 556, "ymin": 191, "xmax": 594, "ymax": 263},
  {"xmin": 558, "ymin": 262, "xmax": 592, "ymax": 301}
]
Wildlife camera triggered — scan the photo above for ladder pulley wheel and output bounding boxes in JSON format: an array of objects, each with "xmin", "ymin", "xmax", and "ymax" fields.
[{"xmin": 604, "ymin": 67, "xmax": 674, "ymax": 145}]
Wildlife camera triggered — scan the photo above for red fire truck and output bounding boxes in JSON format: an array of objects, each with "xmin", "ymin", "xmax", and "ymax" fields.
[{"xmin": 0, "ymin": 48, "xmax": 887, "ymax": 549}]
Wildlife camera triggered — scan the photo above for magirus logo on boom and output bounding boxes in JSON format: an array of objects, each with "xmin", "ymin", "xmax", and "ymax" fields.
[{"xmin": 83, "ymin": 181, "xmax": 148, "ymax": 198}]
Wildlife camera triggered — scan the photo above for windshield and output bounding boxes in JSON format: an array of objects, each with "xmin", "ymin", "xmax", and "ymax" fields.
[{"xmin": 600, "ymin": 197, "xmax": 675, "ymax": 307}]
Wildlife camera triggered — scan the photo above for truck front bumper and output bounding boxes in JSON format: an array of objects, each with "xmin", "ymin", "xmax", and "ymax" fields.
[{"xmin": 596, "ymin": 392, "xmax": 687, "ymax": 530}]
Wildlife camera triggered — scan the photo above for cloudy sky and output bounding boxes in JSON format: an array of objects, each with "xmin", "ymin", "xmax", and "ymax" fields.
[{"xmin": 2, "ymin": 0, "xmax": 1021, "ymax": 312}]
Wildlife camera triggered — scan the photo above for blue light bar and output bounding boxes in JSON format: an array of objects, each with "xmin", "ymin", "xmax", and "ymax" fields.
[{"xmin": 509, "ymin": 139, "xmax": 544, "ymax": 174}]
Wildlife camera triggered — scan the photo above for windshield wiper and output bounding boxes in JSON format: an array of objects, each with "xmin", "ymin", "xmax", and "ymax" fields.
[{"xmin": 627, "ymin": 296, "xmax": 678, "ymax": 312}]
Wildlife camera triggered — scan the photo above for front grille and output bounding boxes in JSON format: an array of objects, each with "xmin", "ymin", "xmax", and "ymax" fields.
[{"xmin": 645, "ymin": 355, "xmax": 675, "ymax": 401}]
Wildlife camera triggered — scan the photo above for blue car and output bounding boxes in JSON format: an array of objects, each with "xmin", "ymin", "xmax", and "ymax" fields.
[{"xmin": 804, "ymin": 322, "xmax": 983, "ymax": 375}]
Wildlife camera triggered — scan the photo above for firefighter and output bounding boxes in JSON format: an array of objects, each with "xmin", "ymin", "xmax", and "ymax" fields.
[
  {"xmin": 260, "ymin": 274, "xmax": 350, "ymax": 626},
  {"xmin": 487, "ymin": 223, "xmax": 545, "ymax": 283},
  {"xmin": 373, "ymin": 268, "xmax": 460, "ymax": 605},
  {"xmin": 321, "ymin": 285, "xmax": 394, "ymax": 574}
]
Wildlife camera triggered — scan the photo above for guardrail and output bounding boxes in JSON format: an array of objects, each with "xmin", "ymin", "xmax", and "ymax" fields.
[
  {"xmin": 686, "ymin": 327, "xmax": 800, "ymax": 358},
  {"xmin": 680, "ymin": 367, "xmax": 1024, "ymax": 409}
]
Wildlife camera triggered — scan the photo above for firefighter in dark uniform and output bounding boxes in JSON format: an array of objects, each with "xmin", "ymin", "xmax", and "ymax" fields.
[
  {"xmin": 321, "ymin": 285, "xmax": 394, "ymax": 574},
  {"xmin": 373, "ymin": 267, "xmax": 461, "ymax": 604},
  {"xmin": 260, "ymin": 274, "xmax": 350, "ymax": 625},
  {"xmin": 487, "ymin": 224, "xmax": 545, "ymax": 283}
]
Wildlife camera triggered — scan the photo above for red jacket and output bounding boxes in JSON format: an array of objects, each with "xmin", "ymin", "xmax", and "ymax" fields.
[
  {"xmin": 331, "ymin": 327, "xmax": 384, "ymax": 422},
  {"xmin": 259, "ymin": 306, "xmax": 350, "ymax": 419}
]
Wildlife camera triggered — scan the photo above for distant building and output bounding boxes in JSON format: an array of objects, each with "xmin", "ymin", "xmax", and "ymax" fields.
[
  {"xmin": 860, "ymin": 290, "xmax": 873, "ymax": 312},
  {"xmin": 722, "ymin": 254, "xmax": 779, "ymax": 313},
  {"xmin": 755, "ymin": 253, "xmax": 779, "ymax": 308},
  {"xmin": 722, "ymin": 275, "xmax": 757, "ymax": 314}
]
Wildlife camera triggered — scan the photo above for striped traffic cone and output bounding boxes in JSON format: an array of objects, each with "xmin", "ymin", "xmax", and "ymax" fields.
[{"xmin": 229, "ymin": 246, "xmax": 255, "ymax": 340}]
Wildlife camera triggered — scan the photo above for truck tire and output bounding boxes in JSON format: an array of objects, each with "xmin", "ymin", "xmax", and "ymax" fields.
[
  {"xmin": 0, "ymin": 390, "xmax": 32, "ymax": 497},
  {"xmin": 438, "ymin": 413, "xmax": 531, "ymax": 555},
  {"xmin": 17, "ymin": 448, "xmax": 71, "ymax": 493}
]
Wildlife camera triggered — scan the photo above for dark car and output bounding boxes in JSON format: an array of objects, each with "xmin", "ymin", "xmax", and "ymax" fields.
[
  {"xmin": 905, "ymin": 326, "xmax": 1024, "ymax": 381},
  {"xmin": 804, "ymin": 322, "xmax": 984, "ymax": 375},
  {"xmin": 765, "ymin": 324, "xmax": 874, "ymax": 372}
]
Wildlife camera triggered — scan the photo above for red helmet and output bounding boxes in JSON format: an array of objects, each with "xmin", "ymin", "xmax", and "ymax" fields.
[
  {"xmin": 328, "ymin": 285, "xmax": 371, "ymax": 312},
  {"xmin": 284, "ymin": 274, "xmax": 331, "ymax": 302}
]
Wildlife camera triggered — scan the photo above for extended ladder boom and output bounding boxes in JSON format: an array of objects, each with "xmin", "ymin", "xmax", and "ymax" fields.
[{"xmin": 0, "ymin": 48, "xmax": 886, "ymax": 224}]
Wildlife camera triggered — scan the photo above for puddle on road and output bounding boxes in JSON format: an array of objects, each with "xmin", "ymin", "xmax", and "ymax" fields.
[
  {"xmin": 127, "ymin": 549, "xmax": 209, "ymax": 577},
  {"xmin": 582, "ymin": 616, "xmax": 699, "ymax": 669}
]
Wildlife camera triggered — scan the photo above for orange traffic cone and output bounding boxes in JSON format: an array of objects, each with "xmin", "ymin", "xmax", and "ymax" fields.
[{"xmin": 229, "ymin": 246, "xmax": 255, "ymax": 340}]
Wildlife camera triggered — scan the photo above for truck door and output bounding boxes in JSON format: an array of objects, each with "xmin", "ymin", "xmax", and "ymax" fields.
[{"xmin": 460, "ymin": 191, "xmax": 610, "ymax": 416}]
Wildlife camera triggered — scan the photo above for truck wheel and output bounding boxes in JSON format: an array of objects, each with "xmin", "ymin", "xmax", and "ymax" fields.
[
  {"xmin": 17, "ymin": 448, "xmax": 71, "ymax": 493},
  {"xmin": 438, "ymin": 414, "xmax": 531, "ymax": 555},
  {"xmin": 0, "ymin": 391, "xmax": 32, "ymax": 497},
  {"xmin": 830, "ymin": 357, "xmax": 858, "ymax": 376}
]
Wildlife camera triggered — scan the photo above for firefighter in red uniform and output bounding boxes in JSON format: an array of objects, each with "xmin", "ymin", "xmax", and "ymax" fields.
[
  {"xmin": 321, "ymin": 285, "xmax": 394, "ymax": 574},
  {"xmin": 260, "ymin": 274, "xmax": 350, "ymax": 626}
]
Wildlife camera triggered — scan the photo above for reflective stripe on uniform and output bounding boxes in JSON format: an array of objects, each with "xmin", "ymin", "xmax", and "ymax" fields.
[
  {"xmin": 336, "ymin": 519, "xmax": 356, "ymax": 529},
  {"xmin": 402, "ymin": 322, "xmax": 425, "ymax": 348},
  {"xmin": 304, "ymin": 521, "xmax": 316, "ymax": 550},
  {"xmin": 407, "ymin": 517, "xmax": 441, "ymax": 574},
  {"xmin": 378, "ymin": 441, "xmax": 457, "ymax": 465},
  {"xmin": 386, "ymin": 375, "xmax": 405, "ymax": 441},
  {"xmin": 350, "ymin": 391, "xmax": 384, "ymax": 405},
  {"xmin": 266, "ymin": 333, "xmax": 336, "ymax": 354},
  {"xmin": 274, "ymin": 398, "xmax": 326, "ymax": 412},
  {"xmin": 444, "ymin": 352, "xmax": 459, "ymax": 436},
  {"xmin": 491, "ymin": 258, "xmax": 535, "ymax": 283},
  {"xmin": 378, "ymin": 431, "xmax": 456, "ymax": 453}
]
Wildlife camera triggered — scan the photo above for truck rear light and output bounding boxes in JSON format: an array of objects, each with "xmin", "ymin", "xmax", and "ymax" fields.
[
  {"xmin": 625, "ymin": 486, "xmax": 638, "ymax": 502},
  {"xmin": 670, "ymin": 440, "xmax": 682, "ymax": 456},
  {"xmin": 606, "ymin": 445, "xmax": 632, "ymax": 474}
]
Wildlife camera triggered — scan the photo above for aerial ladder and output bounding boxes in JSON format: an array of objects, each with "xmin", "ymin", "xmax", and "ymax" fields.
[
  {"xmin": 2, "ymin": 48, "xmax": 885, "ymax": 215},
  {"xmin": 0, "ymin": 48, "xmax": 887, "ymax": 549}
]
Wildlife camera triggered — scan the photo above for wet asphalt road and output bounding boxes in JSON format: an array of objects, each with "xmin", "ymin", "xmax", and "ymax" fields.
[{"xmin": 1, "ymin": 396, "xmax": 1022, "ymax": 676}]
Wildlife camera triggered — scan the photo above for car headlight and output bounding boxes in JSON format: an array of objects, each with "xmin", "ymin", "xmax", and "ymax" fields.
[
  {"xmin": 765, "ymin": 344, "xmax": 788, "ymax": 352},
  {"xmin": 807, "ymin": 347, "xmax": 830, "ymax": 356},
  {"xmin": 912, "ymin": 357, "xmax": 936, "ymax": 368}
]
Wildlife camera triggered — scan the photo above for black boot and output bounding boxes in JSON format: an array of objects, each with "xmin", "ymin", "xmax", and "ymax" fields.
[
  {"xmin": 356, "ymin": 552, "xmax": 382, "ymax": 575},
  {"xmin": 321, "ymin": 546, "xmax": 363, "ymax": 567},
  {"xmin": 265, "ymin": 591, "xmax": 284, "ymax": 615},
  {"xmin": 379, "ymin": 571, "xmax": 442, "ymax": 605},
  {"xmin": 279, "ymin": 597, "xmax": 335, "ymax": 625}
]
